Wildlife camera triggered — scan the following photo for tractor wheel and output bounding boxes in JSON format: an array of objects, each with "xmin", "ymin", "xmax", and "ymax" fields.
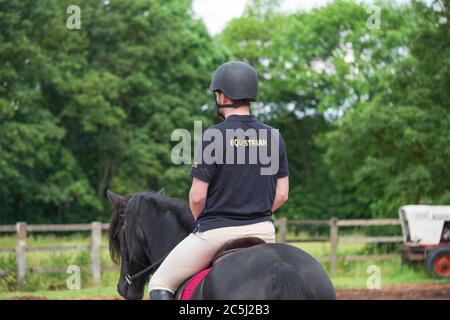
[{"xmin": 425, "ymin": 246, "xmax": 450, "ymax": 278}]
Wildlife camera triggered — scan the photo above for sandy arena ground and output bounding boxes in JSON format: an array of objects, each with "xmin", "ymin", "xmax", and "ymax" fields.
[{"xmin": 7, "ymin": 283, "xmax": 450, "ymax": 300}]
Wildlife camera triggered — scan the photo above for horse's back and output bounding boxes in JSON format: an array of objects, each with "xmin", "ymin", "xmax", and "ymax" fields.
[{"xmin": 200, "ymin": 243, "xmax": 336, "ymax": 300}]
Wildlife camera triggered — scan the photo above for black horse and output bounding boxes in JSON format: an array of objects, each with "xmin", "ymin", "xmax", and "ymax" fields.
[{"xmin": 107, "ymin": 189, "xmax": 336, "ymax": 300}]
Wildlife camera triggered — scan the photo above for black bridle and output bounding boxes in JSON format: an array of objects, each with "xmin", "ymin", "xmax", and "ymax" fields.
[
  {"xmin": 119, "ymin": 207, "xmax": 167, "ymax": 286},
  {"xmin": 124, "ymin": 254, "xmax": 166, "ymax": 286}
]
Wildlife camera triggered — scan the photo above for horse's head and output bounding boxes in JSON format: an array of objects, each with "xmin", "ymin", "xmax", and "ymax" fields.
[{"xmin": 106, "ymin": 188, "xmax": 166, "ymax": 300}]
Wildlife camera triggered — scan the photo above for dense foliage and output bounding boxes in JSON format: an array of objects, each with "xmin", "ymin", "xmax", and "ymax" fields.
[
  {"xmin": 221, "ymin": 0, "xmax": 449, "ymax": 219},
  {"xmin": 0, "ymin": 0, "xmax": 225, "ymax": 222},
  {"xmin": 0, "ymin": 0, "xmax": 448, "ymax": 223}
]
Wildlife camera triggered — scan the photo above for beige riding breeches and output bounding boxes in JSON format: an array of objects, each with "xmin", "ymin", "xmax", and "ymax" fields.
[{"xmin": 148, "ymin": 220, "xmax": 276, "ymax": 294}]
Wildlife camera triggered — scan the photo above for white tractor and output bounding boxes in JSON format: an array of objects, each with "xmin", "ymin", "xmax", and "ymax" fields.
[{"xmin": 399, "ymin": 205, "xmax": 450, "ymax": 278}]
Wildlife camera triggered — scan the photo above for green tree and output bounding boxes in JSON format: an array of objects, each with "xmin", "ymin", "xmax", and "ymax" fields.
[
  {"xmin": 221, "ymin": 0, "xmax": 419, "ymax": 219},
  {"xmin": 322, "ymin": 0, "xmax": 450, "ymax": 217},
  {"xmin": 0, "ymin": 0, "xmax": 225, "ymax": 223}
]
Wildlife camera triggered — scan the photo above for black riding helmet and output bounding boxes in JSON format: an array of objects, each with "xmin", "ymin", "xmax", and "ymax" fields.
[{"xmin": 210, "ymin": 61, "xmax": 258, "ymax": 109}]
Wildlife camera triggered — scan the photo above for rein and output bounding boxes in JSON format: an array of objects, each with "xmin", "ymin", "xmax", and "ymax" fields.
[
  {"xmin": 121, "ymin": 220, "xmax": 167, "ymax": 285},
  {"xmin": 118, "ymin": 193, "xmax": 186, "ymax": 286},
  {"xmin": 125, "ymin": 254, "xmax": 167, "ymax": 285}
]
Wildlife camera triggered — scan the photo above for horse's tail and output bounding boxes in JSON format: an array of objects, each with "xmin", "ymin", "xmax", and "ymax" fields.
[{"xmin": 269, "ymin": 261, "xmax": 309, "ymax": 299}]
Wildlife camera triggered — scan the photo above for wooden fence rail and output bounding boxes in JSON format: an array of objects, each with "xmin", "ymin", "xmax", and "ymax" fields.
[
  {"xmin": 0, "ymin": 222, "xmax": 112, "ymax": 289},
  {"xmin": 0, "ymin": 218, "xmax": 403, "ymax": 286},
  {"xmin": 274, "ymin": 217, "xmax": 402, "ymax": 276}
]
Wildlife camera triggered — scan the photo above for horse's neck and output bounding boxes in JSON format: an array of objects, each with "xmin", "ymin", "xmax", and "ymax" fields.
[{"xmin": 145, "ymin": 213, "xmax": 193, "ymax": 262}]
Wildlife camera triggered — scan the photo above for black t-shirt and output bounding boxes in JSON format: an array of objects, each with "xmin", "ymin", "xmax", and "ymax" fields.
[{"xmin": 190, "ymin": 114, "xmax": 289, "ymax": 232}]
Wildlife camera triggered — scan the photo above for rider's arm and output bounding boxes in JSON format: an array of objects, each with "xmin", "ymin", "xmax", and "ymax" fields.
[
  {"xmin": 272, "ymin": 131, "xmax": 289, "ymax": 213},
  {"xmin": 272, "ymin": 176, "xmax": 289, "ymax": 213},
  {"xmin": 189, "ymin": 177, "xmax": 209, "ymax": 220}
]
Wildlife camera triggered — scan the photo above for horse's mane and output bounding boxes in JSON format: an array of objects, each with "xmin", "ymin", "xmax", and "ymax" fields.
[
  {"xmin": 108, "ymin": 191, "xmax": 195, "ymax": 265},
  {"xmin": 146, "ymin": 193, "xmax": 195, "ymax": 232},
  {"xmin": 108, "ymin": 195, "xmax": 129, "ymax": 264}
]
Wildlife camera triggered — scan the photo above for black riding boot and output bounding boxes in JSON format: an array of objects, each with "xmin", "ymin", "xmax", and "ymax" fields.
[{"xmin": 150, "ymin": 289, "xmax": 174, "ymax": 300}]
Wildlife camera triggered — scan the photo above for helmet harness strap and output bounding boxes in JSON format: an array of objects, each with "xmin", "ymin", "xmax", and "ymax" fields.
[{"xmin": 214, "ymin": 92, "xmax": 249, "ymax": 120}]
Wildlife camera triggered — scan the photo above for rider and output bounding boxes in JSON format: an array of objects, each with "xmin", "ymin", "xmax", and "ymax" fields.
[{"xmin": 149, "ymin": 61, "xmax": 289, "ymax": 300}]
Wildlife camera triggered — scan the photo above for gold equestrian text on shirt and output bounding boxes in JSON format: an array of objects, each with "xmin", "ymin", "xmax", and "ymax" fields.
[
  {"xmin": 229, "ymin": 139, "xmax": 268, "ymax": 147},
  {"xmin": 171, "ymin": 121, "xmax": 280, "ymax": 176}
]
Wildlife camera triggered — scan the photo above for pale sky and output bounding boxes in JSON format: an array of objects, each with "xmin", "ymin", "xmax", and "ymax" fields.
[{"xmin": 192, "ymin": 0, "xmax": 416, "ymax": 35}]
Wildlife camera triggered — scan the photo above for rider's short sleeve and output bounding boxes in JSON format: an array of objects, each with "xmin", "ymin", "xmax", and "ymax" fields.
[
  {"xmin": 275, "ymin": 134, "xmax": 289, "ymax": 179},
  {"xmin": 190, "ymin": 131, "xmax": 219, "ymax": 182}
]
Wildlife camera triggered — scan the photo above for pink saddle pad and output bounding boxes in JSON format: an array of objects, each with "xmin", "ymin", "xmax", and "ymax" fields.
[{"xmin": 179, "ymin": 268, "xmax": 212, "ymax": 300}]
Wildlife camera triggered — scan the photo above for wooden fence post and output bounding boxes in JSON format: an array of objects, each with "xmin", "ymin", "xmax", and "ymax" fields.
[
  {"xmin": 329, "ymin": 217, "xmax": 339, "ymax": 277},
  {"xmin": 16, "ymin": 222, "xmax": 27, "ymax": 289},
  {"xmin": 91, "ymin": 222, "xmax": 102, "ymax": 285},
  {"xmin": 278, "ymin": 217, "xmax": 287, "ymax": 243}
]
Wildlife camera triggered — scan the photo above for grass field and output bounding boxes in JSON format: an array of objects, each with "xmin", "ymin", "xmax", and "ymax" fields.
[{"xmin": 1, "ymin": 233, "xmax": 449, "ymax": 299}]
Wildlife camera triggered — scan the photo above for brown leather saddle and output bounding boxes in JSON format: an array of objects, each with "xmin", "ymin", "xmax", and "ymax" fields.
[{"xmin": 211, "ymin": 236, "xmax": 266, "ymax": 265}]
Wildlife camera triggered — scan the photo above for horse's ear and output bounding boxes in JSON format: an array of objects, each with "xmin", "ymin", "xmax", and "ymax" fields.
[
  {"xmin": 157, "ymin": 188, "xmax": 165, "ymax": 196},
  {"xmin": 106, "ymin": 189, "xmax": 128, "ymax": 208}
]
